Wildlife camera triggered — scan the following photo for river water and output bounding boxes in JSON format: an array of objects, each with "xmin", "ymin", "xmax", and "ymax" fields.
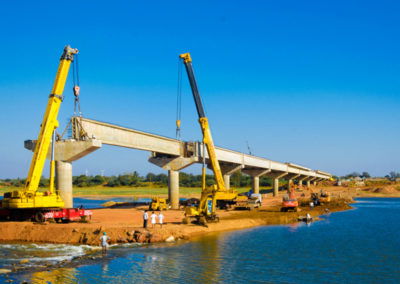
[{"xmin": 1, "ymin": 198, "xmax": 399, "ymax": 283}]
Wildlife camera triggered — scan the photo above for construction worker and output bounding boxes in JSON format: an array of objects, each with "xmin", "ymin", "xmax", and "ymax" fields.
[
  {"xmin": 100, "ymin": 232, "xmax": 110, "ymax": 254},
  {"xmin": 143, "ymin": 210, "xmax": 149, "ymax": 229},
  {"xmin": 158, "ymin": 211, "xmax": 164, "ymax": 228},
  {"xmin": 150, "ymin": 211, "xmax": 157, "ymax": 228}
]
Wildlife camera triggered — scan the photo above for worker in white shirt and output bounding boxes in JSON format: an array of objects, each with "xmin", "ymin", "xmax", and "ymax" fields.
[
  {"xmin": 158, "ymin": 211, "xmax": 164, "ymax": 228},
  {"xmin": 150, "ymin": 211, "xmax": 157, "ymax": 228}
]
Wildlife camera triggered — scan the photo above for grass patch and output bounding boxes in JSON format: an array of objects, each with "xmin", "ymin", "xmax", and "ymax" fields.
[{"xmin": 0, "ymin": 185, "xmax": 268, "ymax": 197}]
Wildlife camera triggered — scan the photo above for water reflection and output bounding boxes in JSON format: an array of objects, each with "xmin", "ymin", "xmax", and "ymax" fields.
[{"xmin": 30, "ymin": 268, "xmax": 77, "ymax": 284}]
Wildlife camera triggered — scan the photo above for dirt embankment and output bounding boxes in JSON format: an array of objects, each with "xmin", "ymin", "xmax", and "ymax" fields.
[{"xmin": 0, "ymin": 192, "xmax": 352, "ymax": 246}]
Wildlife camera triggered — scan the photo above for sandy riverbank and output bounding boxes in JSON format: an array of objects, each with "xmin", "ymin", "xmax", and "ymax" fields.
[{"xmin": 0, "ymin": 186, "xmax": 359, "ymax": 246}]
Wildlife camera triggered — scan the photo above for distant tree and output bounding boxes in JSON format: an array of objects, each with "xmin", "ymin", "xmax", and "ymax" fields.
[
  {"xmin": 389, "ymin": 171, "xmax": 400, "ymax": 180},
  {"xmin": 146, "ymin": 173, "xmax": 156, "ymax": 182},
  {"xmin": 361, "ymin": 172, "xmax": 371, "ymax": 179},
  {"xmin": 345, "ymin": 172, "xmax": 361, "ymax": 179}
]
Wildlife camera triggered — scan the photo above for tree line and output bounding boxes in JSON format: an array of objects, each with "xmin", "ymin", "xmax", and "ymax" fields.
[
  {"xmin": 0, "ymin": 171, "xmax": 273, "ymax": 188},
  {"xmin": 1, "ymin": 171, "xmax": 399, "ymax": 188}
]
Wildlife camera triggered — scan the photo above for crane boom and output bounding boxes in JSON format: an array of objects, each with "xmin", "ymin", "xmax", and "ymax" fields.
[
  {"xmin": 179, "ymin": 53, "xmax": 226, "ymax": 192},
  {"xmin": 2, "ymin": 46, "xmax": 78, "ymax": 209},
  {"xmin": 25, "ymin": 46, "xmax": 78, "ymax": 193}
]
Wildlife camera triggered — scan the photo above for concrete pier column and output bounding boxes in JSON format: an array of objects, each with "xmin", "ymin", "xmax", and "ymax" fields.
[
  {"xmin": 168, "ymin": 170, "xmax": 180, "ymax": 210},
  {"xmin": 312, "ymin": 181, "xmax": 317, "ymax": 186},
  {"xmin": 252, "ymin": 176, "xmax": 260, "ymax": 194},
  {"xmin": 56, "ymin": 161, "xmax": 73, "ymax": 208},
  {"xmin": 273, "ymin": 178, "xmax": 279, "ymax": 196},
  {"xmin": 298, "ymin": 180, "xmax": 303, "ymax": 186},
  {"xmin": 306, "ymin": 180, "xmax": 311, "ymax": 187},
  {"xmin": 224, "ymin": 174, "xmax": 231, "ymax": 190},
  {"xmin": 287, "ymin": 179, "xmax": 293, "ymax": 190}
]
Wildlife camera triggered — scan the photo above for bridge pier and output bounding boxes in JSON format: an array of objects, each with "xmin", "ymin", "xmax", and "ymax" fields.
[
  {"xmin": 56, "ymin": 161, "xmax": 73, "ymax": 208},
  {"xmin": 242, "ymin": 169, "xmax": 271, "ymax": 194},
  {"xmin": 220, "ymin": 164, "xmax": 243, "ymax": 190},
  {"xmin": 265, "ymin": 172, "xmax": 288, "ymax": 196},
  {"xmin": 168, "ymin": 170, "xmax": 180, "ymax": 210},
  {"xmin": 24, "ymin": 139, "xmax": 102, "ymax": 208},
  {"xmin": 149, "ymin": 155, "xmax": 198, "ymax": 210}
]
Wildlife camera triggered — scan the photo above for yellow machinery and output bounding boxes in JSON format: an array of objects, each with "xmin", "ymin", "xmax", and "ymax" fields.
[
  {"xmin": 179, "ymin": 53, "xmax": 242, "ymax": 223},
  {"xmin": 149, "ymin": 197, "xmax": 169, "ymax": 211},
  {"xmin": 1, "ymin": 46, "xmax": 78, "ymax": 209}
]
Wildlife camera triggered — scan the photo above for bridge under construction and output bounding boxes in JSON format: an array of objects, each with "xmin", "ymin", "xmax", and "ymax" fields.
[{"xmin": 25, "ymin": 116, "xmax": 331, "ymax": 209}]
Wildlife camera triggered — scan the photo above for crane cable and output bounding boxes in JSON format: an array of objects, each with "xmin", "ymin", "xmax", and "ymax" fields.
[
  {"xmin": 176, "ymin": 57, "xmax": 183, "ymax": 139},
  {"xmin": 72, "ymin": 54, "xmax": 82, "ymax": 117}
]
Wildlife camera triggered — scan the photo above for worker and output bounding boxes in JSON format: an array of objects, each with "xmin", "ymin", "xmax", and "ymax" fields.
[
  {"xmin": 158, "ymin": 211, "xmax": 164, "ymax": 228},
  {"xmin": 143, "ymin": 210, "xmax": 149, "ymax": 229},
  {"xmin": 306, "ymin": 213, "xmax": 312, "ymax": 222},
  {"xmin": 310, "ymin": 201, "xmax": 314, "ymax": 209},
  {"xmin": 150, "ymin": 211, "xmax": 157, "ymax": 228},
  {"xmin": 100, "ymin": 232, "xmax": 110, "ymax": 254}
]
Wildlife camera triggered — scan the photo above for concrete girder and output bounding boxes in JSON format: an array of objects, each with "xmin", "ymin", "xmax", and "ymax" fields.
[
  {"xmin": 24, "ymin": 139, "xmax": 102, "ymax": 162},
  {"xmin": 148, "ymin": 155, "xmax": 199, "ymax": 171},
  {"xmin": 73, "ymin": 117, "xmax": 332, "ymax": 180}
]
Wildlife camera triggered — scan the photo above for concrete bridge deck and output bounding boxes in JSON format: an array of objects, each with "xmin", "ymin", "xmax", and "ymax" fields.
[
  {"xmin": 70, "ymin": 117, "xmax": 331, "ymax": 208},
  {"xmin": 26, "ymin": 116, "xmax": 331, "ymax": 209}
]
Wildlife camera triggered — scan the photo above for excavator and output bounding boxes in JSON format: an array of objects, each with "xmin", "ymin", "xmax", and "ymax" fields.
[
  {"xmin": 0, "ymin": 46, "xmax": 91, "ymax": 222},
  {"xmin": 179, "ymin": 53, "xmax": 248, "ymax": 224}
]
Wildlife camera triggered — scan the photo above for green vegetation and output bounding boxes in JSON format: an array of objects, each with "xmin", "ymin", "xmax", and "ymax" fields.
[{"xmin": 0, "ymin": 171, "xmax": 274, "ymax": 189}]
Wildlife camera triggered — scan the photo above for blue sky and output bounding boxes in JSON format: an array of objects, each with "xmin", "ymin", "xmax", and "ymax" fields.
[{"xmin": 0, "ymin": 0, "xmax": 399, "ymax": 178}]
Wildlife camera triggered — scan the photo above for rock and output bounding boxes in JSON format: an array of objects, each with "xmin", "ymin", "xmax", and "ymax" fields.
[
  {"xmin": 165, "ymin": 236, "xmax": 175, "ymax": 243},
  {"xmin": 0, "ymin": 269, "xmax": 12, "ymax": 274},
  {"xmin": 19, "ymin": 259, "xmax": 29, "ymax": 264},
  {"xmin": 72, "ymin": 228, "xmax": 79, "ymax": 233},
  {"xmin": 137, "ymin": 234, "xmax": 148, "ymax": 243},
  {"xmin": 126, "ymin": 231, "xmax": 132, "ymax": 236},
  {"xmin": 149, "ymin": 233, "xmax": 163, "ymax": 243}
]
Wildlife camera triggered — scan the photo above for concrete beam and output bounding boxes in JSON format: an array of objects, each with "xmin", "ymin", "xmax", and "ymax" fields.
[
  {"xmin": 242, "ymin": 168, "xmax": 271, "ymax": 177},
  {"xmin": 149, "ymin": 155, "xmax": 198, "ymax": 171},
  {"xmin": 73, "ymin": 117, "xmax": 332, "ymax": 180},
  {"xmin": 24, "ymin": 139, "xmax": 102, "ymax": 162}
]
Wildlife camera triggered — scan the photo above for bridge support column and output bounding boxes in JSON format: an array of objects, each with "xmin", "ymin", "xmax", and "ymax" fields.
[
  {"xmin": 56, "ymin": 161, "xmax": 73, "ymax": 208},
  {"xmin": 168, "ymin": 170, "xmax": 180, "ymax": 210},
  {"xmin": 224, "ymin": 175, "xmax": 231, "ymax": 190},
  {"xmin": 242, "ymin": 169, "xmax": 271, "ymax": 194},
  {"xmin": 252, "ymin": 176, "xmax": 260, "ymax": 194},
  {"xmin": 220, "ymin": 164, "xmax": 243, "ymax": 190},
  {"xmin": 149, "ymin": 155, "xmax": 198, "ymax": 210},
  {"xmin": 273, "ymin": 178, "xmax": 279, "ymax": 196},
  {"xmin": 265, "ymin": 172, "xmax": 288, "ymax": 196}
]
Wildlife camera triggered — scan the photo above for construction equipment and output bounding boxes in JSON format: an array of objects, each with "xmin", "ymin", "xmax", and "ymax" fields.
[
  {"xmin": 0, "ymin": 46, "xmax": 91, "ymax": 222},
  {"xmin": 179, "ymin": 53, "xmax": 245, "ymax": 224},
  {"xmin": 281, "ymin": 185, "xmax": 299, "ymax": 212},
  {"xmin": 149, "ymin": 197, "xmax": 169, "ymax": 211}
]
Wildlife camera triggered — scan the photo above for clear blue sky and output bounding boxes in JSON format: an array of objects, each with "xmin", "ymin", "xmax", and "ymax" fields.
[{"xmin": 0, "ymin": 0, "xmax": 399, "ymax": 178}]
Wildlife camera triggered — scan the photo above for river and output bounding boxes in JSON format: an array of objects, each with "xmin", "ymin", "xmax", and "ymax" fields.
[{"xmin": 1, "ymin": 198, "xmax": 399, "ymax": 283}]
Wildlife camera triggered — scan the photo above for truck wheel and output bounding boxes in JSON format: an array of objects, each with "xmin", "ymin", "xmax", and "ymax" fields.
[{"xmin": 34, "ymin": 212, "xmax": 45, "ymax": 223}]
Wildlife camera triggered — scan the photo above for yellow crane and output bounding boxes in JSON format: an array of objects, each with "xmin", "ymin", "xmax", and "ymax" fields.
[
  {"xmin": 2, "ymin": 46, "xmax": 78, "ymax": 210},
  {"xmin": 179, "ymin": 53, "xmax": 242, "ymax": 223}
]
